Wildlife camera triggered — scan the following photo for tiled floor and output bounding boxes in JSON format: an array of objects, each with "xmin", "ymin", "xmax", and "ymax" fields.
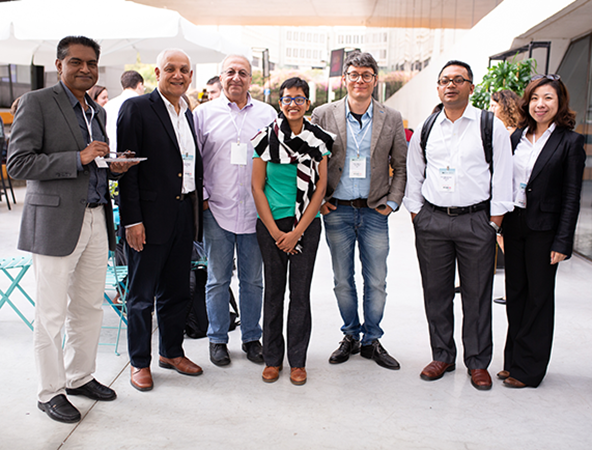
[{"xmin": 1, "ymin": 186, "xmax": 591, "ymax": 450}]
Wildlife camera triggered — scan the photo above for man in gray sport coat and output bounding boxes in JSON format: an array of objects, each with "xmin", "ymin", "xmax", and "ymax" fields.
[
  {"xmin": 7, "ymin": 36, "xmax": 137, "ymax": 424},
  {"xmin": 311, "ymin": 51, "xmax": 407, "ymax": 370}
]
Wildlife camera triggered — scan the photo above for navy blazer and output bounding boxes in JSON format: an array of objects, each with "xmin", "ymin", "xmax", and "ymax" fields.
[
  {"xmin": 510, "ymin": 126, "xmax": 586, "ymax": 258},
  {"xmin": 117, "ymin": 89, "xmax": 203, "ymax": 244}
]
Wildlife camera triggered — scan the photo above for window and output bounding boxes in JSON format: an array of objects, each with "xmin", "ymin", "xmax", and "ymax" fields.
[
  {"xmin": 286, "ymin": 48, "xmax": 292, "ymax": 57},
  {"xmin": 307, "ymin": 49, "xmax": 311, "ymax": 58},
  {"xmin": 287, "ymin": 31, "xmax": 292, "ymax": 40},
  {"xmin": 300, "ymin": 48, "xmax": 305, "ymax": 58},
  {"xmin": 313, "ymin": 34, "xmax": 318, "ymax": 43},
  {"xmin": 307, "ymin": 33, "xmax": 312, "ymax": 42}
]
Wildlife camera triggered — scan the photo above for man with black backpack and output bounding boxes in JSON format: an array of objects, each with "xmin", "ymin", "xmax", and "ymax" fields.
[{"xmin": 403, "ymin": 60, "xmax": 513, "ymax": 391}]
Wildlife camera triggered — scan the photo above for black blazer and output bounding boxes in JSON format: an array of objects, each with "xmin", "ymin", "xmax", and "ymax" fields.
[
  {"xmin": 117, "ymin": 89, "xmax": 203, "ymax": 244},
  {"xmin": 510, "ymin": 126, "xmax": 586, "ymax": 258}
]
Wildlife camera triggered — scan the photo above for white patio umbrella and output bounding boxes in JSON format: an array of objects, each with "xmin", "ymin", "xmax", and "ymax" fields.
[{"xmin": 0, "ymin": 0, "xmax": 250, "ymax": 66}]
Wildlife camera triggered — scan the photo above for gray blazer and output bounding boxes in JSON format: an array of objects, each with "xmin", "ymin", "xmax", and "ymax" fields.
[
  {"xmin": 311, "ymin": 97, "xmax": 408, "ymax": 210},
  {"xmin": 7, "ymin": 83, "xmax": 117, "ymax": 257}
]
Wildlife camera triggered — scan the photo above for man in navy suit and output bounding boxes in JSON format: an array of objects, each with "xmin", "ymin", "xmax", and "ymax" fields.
[{"xmin": 117, "ymin": 49, "xmax": 204, "ymax": 391}]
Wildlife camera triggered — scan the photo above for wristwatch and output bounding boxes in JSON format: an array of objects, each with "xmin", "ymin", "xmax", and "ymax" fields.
[{"xmin": 489, "ymin": 221, "xmax": 501, "ymax": 235}]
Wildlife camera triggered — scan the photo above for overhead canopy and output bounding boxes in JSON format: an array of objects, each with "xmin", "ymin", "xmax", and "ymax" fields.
[
  {"xmin": 0, "ymin": 0, "xmax": 250, "ymax": 66},
  {"xmin": 133, "ymin": 0, "xmax": 502, "ymax": 28}
]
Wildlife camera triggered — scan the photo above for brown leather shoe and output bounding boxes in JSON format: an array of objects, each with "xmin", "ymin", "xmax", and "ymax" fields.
[
  {"xmin": 420, "ymin": 361, "xmax": 455, "ymax": 381},
  {"xmin": 290, "ymin": 367, "xmax": 307, "ymax": 386},
  {"xmin": 130, "ymin": 366, "xmax": 153, "ymax": 391},
  {"xmin": 469, "ymin": 369, "xmax": 492, "ymax": 390},
  {"xmin": 497, "ymin": 370, "xmax": 510, "ymax": 380},
  {"xmin": 262, "ymin": 365, "xmax": 282, "ymax": 383},
  {"xmin": 503, "ymin": 376, "xmax": 526, "ymax": 388},
  {"xmin": 159, "ymin": 356, "xmax": 203, "ymax": 376}
]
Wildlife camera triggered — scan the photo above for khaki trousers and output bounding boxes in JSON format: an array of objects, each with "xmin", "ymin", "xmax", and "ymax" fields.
[{"xmin": 33, "ymin": 206, "xmax": 108, "ymax": 403}]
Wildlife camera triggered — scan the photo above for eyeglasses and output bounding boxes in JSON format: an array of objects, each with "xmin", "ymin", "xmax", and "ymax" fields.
[
  {"xmin": 223, "ymin": 68, "xmax": 251, "ymax": 79},
  {"xmin": 280, "ymin": 96, "xmax": 308, "ymax": 106},
  {"xmin": 531, "ymin": 74, "xmax": 560, "ymax": 82},
  {"xmin": 346, "ymin": 72, "xmax": 377, "ymax": 83},
  {"xmin": 437, "ymin": 76, "xmax": 472, "ymax": 86}
]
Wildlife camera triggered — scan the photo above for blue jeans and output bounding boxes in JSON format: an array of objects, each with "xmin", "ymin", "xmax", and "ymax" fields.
[
  {"xmin": 323, "ymin": 205, "xmax": 389, "ymax": 345},
  {"xmin": 203, "ymin": 209, "xmax": 263, "ymax": 344}
]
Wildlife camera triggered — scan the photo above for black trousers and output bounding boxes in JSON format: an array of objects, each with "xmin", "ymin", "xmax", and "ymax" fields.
[
  {"xmin": 126, "ymin": 198, "xmax": 194, "ymax": 368},
  {"xmin": 256, "ymin": 217, "xmax": 321, "ymax": 368},
  {"xmin": 503, "ymin": 208, "xmax": 558, "ymax": 387},
  {"xmin": 414, "ymin": 204, "xmax": 496, "ymax": 369}
]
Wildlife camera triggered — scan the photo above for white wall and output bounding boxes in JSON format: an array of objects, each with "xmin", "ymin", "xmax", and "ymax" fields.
[{"xmin": 386, "ymin": 0, "xmax": 577, "ymax": 129}]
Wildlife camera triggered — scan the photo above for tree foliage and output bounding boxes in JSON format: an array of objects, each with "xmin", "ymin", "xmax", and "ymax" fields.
[{"xmin": 471, "ymin": 57, "xmax": 536, "ymax": 110}]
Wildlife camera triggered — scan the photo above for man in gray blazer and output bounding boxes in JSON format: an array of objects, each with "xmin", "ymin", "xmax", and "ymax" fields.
[
  {"xmin": 7, "ymin": 36, "xmax": 137, "ymax": 423},
  {"xmin": 311, "ymin": 51, "xmax": 407, "ymax": 370}
]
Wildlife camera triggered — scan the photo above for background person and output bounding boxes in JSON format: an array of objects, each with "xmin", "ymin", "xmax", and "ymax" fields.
[
  {"xmin": 104, "ymin": 70, "xmax": 145, "ymax": 155},
  {"xmin": 89, "ymin": 84, "xmax": 108, "ymax": 107},
  {"xmin": 205, "ymin": 75, "xmax": 222, "ymax": 100},
  {"xmin": 490, "ymin": 90, "xmax": 522, "ymax": 134},
  {"xmin": 500, "ymin": 75, "xmax": 586, "ymax": 389},
  {"xmin": 251, "ymin": 77, "xmax": 332, "ymax": 386}
]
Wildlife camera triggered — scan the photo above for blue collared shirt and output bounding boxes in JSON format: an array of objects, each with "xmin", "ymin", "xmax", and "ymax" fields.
[
  {"xmin": 62, "ymin": 82, "xmax": 108, "ymax": 204},
  {"xmin": 332, "ymin": 100, "xmax": 373, "ymax": 200}
]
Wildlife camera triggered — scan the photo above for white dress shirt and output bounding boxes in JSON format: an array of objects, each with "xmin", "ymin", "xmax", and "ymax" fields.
[
  {"xmin": 158, "ymin": 90, "xmax": 196, "ymax": 194},
  {"xmin": 103, "ymin": 89, "xmax": 139, "ymax": 154},
  {"xmin": 512, "ymin": 123, "xmax": 556, "ymax": 208},
  {"xmin": 404, "ymin": 104, "xmax": 514, "ymax": 216}
]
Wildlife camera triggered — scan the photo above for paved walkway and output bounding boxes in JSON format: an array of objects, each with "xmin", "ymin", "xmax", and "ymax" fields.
[{"xmin": 1, "ymin": 186, "xmax": 591, "ymax": 449}]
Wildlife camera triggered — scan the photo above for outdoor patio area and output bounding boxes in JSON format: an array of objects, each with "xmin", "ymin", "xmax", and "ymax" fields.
[{"xmin": 1, "ymin": 186, "xmax": 591, "ymax": 450}]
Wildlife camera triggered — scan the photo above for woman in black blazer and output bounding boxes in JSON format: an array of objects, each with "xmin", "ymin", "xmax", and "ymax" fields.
[{"xmin": 499, "ymin": 75, "xmax": 586, "ymax": 388}]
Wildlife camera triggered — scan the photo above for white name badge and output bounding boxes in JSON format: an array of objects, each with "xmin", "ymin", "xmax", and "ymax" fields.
[
  {"xmin": 231, "ymin": 142, "xmax": 248, "ymax": 165},
  {"xmin": 438, "ymin": 168, "xmax": 456, "ymax": 192},
  {"xmin": 349, "ymin": 157, "xmax": 366, "ymax": 178},
  {"xmin": 516, "ymin": 182, "xmax": 527, "ymax": 208},
  {"xmin": 95, "ymin": 156, "xmax": 109, "ymax": 168}
]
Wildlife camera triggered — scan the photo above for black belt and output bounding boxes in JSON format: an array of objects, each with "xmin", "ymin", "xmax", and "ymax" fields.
[
  {"xmin": 86, "ymin": 202, "xmax": 104, "ymax": 209},
  {"xmin": 177, "ymin": 191, "xmax": 195, "ymax": 201},
  {"xmin": 330, "ymin": 198, "xmax": 368, "ymax": 209},
  {"xmin": 427, "ymin": 200, "xmax": 489, "ymax": 216}
]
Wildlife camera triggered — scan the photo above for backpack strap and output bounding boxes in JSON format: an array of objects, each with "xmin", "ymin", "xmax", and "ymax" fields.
[
  {"xmin": 419, "ymin": 110, "xmax": 441, "ymax": 163},
  {"xmin": 510, "ymin": 128, "xmax": 522, "ymax": 154},
  {"xmin": 480, "ymin": 110, "xmax": 494, "ymax": 175}
]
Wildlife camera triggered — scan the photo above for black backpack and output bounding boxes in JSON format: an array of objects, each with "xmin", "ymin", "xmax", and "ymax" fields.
[{"xmin": 419, "ymin": 109, "xmax": 495, "ymax": 176}]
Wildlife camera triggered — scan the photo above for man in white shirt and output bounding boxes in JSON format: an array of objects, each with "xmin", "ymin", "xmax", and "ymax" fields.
[
  {"xmin": 403, "ymin": 60, "xmax": 513, "ymax": 390},
  {"xmin": 194, "ymin": 55, "xmax": 276, "ymax": 367},
  {"xmin": 104, "ymin": 70, "xmax": 144, "ymax": 155}
]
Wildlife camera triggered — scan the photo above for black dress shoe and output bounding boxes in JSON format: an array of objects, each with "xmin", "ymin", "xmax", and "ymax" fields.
[
  {"xmin": 329, "ymin": 335, "xmax": 361, "ymax": 364},
  {"xmin": 242, "ymin": 340, "xmax": 264, "ymax": 364},
  {"xmin": 66, "ymin": 378, "xmax": 117, "ymax": 401},
  {"xmin": 210, "ymin": 342, "xmax": 231, "ymax": 366},
  {"xmin": 38, "ymin": 394, "xmax": 81, "ymax": 423},
  {"xmin": 360, "ymin": 340, "xmax": 400, "ymax": 370}
]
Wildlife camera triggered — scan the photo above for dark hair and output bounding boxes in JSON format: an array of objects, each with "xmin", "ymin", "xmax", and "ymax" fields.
[
  {"xmin": 279, "ymin": 77, "xmax": 310, "ymax": 99},
  {"xmin": 206, "ymin": 76, "xmax": 221, "ymax": 86},
  {"xmin": 438, "ymin": 60, "xmax": 473, "ymax": 82},
  {"xmin": 491, "ymin": 90, "xmax": 522, "ymax": 129},
  {"xmin": 88, "ymin": 85, "xmax": 106, "ymax": 101},
  {"xmin": 56, "ymin": 36, "xmax": 101, "ymax": 61},
  {"xmin": 343, "ymin": 51, "xmax": 379, "ymax": 76},
  {"xmin": 120, "ymin": 70, "xmax": 144, "ymax": 90},
  {"xmin": 519, "ymin": 76, "xmax": 576, "ymax": 130}
]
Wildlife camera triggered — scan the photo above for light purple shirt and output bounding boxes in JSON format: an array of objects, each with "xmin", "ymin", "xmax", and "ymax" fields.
[{"xmin": 194, "ymin": 92, "xmax": 276, "ymax": 234}]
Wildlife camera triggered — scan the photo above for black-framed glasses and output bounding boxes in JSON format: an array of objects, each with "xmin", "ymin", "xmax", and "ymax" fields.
[
  {"xmin": 437, "ymin": 76, "xmax": 472, "ymax": 86},
  {"xmin": 346, "ymin": 72, "xmax": 377, "ymax": 83},
  {"xmin": 530, "ymin": 74, "xmax": 560, "ymax": 82},
  {"xmin": 280, "ymin": 96, "xmax": 308, "ymax": 106}
]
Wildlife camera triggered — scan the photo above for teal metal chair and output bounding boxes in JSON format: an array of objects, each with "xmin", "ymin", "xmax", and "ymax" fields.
[{"xmin": 0, "ymin": 255, "xmax": 34, "ymax": 330}]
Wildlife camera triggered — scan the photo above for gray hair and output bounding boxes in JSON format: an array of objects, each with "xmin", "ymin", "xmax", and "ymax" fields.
[
  {"xmin": 343, "ymin": 51, "xmax": 378, "ymax": 75},
  {"xmin": 220, "ymin": 54, "xmax": 252, "ymax": 75},
  {"xmin": 156, "ymin": 48, "xmax": 192, "ymax": 69}
]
